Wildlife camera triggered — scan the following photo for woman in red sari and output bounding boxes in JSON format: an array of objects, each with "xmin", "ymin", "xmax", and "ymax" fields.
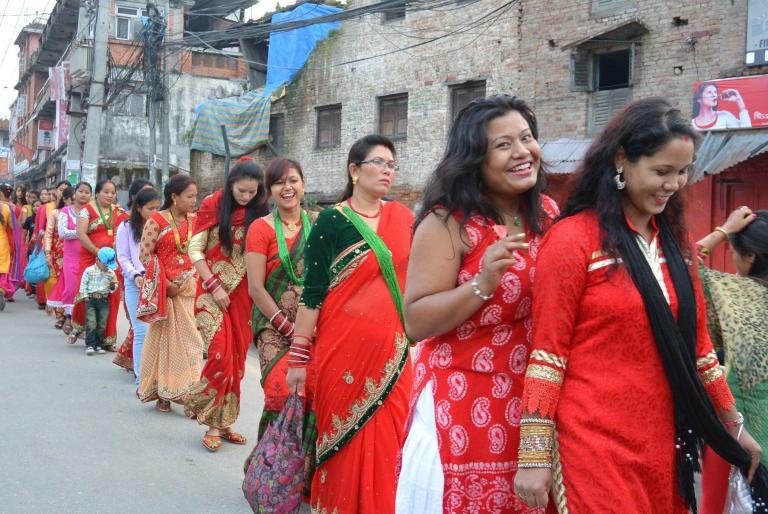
[
  {"xmin": 513, "ymin": 98, "xmax": 766, "ymax": 512},
  {"xmin": 184, "ymin": 157, "xmax": 268, "ymax": 450},
  {"xmin": 286, "ymin": 135, "xmax": 413, "ymax": 514},
  {"xmin": 398, "ymin": 96, "xmax": 558, "ymax": 514},
  {"xmin": 245, "ymin": 157, "xmax": 318, "ymax": 495},
  {"xmin": 70, "ymin": 179, "xmax": 127, "ymax": 345},
  {"xmin": 137, "ymin": 173, "xmax": 204, "ymax": 412}
]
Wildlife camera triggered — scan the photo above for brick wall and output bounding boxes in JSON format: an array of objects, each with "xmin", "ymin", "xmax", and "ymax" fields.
[{"xmin": 240, "ymin": 0, "xmax": 766, "ymax": 205}]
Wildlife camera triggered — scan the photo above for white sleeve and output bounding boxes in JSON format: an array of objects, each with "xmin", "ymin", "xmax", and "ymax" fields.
[{"xmin": 58, "ymin": 211, "xmax": 77, "ymax": 240}]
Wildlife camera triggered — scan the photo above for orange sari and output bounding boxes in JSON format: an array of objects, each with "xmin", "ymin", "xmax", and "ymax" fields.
[
  {"xmin": 306, "ymin": 202, "xmax": 413, "ymax": 514},
  {"xmin": 185, "ymin": 191, "xmax": 253, "ymax": 428},
  {"xmin": 71, "ymin": 203, "xmax": 127, "ymax": 345}
]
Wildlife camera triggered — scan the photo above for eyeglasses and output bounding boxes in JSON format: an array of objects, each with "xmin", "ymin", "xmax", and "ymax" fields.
[{"xmin": 358, "ymin": 158, "xmax": 400, "ymax": 172}]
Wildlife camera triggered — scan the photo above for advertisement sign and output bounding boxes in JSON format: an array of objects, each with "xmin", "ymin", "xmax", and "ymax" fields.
[
  {"xmin": 747, "ymin": 0, "xmax": 768, "ymax": 66},
  {"xmin": 38, "ymin": 119, "xmax": 53, "ymax": 149},
  {"xmin": 691, "ymin": 74, "xmax": 768, "ymax": 131}
]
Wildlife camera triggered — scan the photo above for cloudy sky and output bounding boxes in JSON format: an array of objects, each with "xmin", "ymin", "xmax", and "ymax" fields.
[{"xmin": 0, "ymin": 0, "xmax": 294, "ymax": 121}]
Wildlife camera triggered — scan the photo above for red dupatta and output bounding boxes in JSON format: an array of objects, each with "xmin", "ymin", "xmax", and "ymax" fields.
[
  {"xmin": 137, "ymin": 211, "xmax": 195, "ymax": 324},
  {"xmin": 192, "ymin": 191, "xmax": 249, "ymax": 346}
]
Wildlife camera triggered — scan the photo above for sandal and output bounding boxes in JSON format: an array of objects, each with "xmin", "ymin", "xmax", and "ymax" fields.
[
  {"xmin": 54, "ymin": 318, "xmax": 65, "ymax": 329},
  {"xmin": 203, "ymin": 433, "xmax": 222, "ymax": 452},
  {"xmin": 221, "ymin": 430, "xmax": 247, "ymax": 445},
  {"xmin": 66, "ymin": 332, "xmax": 79, "ymax": 344},
  {"xmin": 156, "ymin": 399, "xmax": 171, "ymax": 412},
  {"xmin": 62, "ymin": 320, "xmax": 73, "ymax": 334}
]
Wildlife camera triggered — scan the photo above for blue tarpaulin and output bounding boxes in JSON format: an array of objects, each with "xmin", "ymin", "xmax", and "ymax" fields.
[{"xmin": 190, "ymin": 3, "xmax": 342, "ymax": 157}]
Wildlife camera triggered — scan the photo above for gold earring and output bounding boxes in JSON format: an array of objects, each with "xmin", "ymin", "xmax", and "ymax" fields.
[{"xmin": 352, "ymin": 176, "xmax": 358, "ymax": 185}]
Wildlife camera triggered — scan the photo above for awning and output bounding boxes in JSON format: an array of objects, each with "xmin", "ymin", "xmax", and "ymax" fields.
[
  {"xmin": 541, "ymin": 138, "xmax": 592, "ymax": 174},
  {"xmin": 692, "ymin": 129, "xmax": 768, "ymax": 182},
  {"xmin": 561, "ymin": 19, "xmax": 648, "ymax": 51}
]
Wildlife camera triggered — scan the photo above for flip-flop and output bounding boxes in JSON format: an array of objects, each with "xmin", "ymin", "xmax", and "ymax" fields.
[
  {"xmin": 156, "ymin": 400, "xmax": 171, "ymax": 412},
  {"xmin": 203, "ymin": 433, "xmax": 222, "ymax": 452},
  {"xmin": 221, "ymin": 431, "xmax": 247, "ymax": 445}
]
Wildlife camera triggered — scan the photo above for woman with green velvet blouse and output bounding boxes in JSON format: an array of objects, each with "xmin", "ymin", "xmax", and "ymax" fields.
[{"xmin": 285, "ymin": 135, "xmax": 414, "ymax": 514}]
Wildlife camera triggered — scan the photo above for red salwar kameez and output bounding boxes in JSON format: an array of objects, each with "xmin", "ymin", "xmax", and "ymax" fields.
[
  {"xmin": 184, "ymin": 191, "xmax": 254, "ymax": 428},
  {"xmin": 300, "ymin": 203, "xmax": 414, "ymax": 514},
  {"xmin": 519, "ymin": 211, "xmax": 735, "ymax": 513},
  {"xmin": 401, "ymin": 197, "xmax": 559, "ymax": 514},
  {"xmin": 71, "ymin": 203, "xmax": 127, "ymax": 345}
]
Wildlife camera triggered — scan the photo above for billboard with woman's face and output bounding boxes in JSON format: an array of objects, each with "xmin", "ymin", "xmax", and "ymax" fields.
[{"xmin": 691, "ymin": 75, "xmax": 768, "ymax": 131}]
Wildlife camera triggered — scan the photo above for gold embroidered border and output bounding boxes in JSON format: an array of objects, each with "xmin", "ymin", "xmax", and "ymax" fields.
[
  {"xmin": 195, "ymin": 293, "xmax": 223, "ymax": 349},
  {"xmin": 525, "ymin": 364, "xmax": 564, "ymax": 385},
  {"xmin": 328, "ymin": 251, "xmax": 369, "ymax": 291},
  {"xmin": 697, "ymin": 351, "xmax": 718, "ymax": 370},
  {"xmin": 316, "ymin": 332, "xmax": 408, "ymax": 462},
  {"xmin": 699, "ymin": 365, "xmax": 724, "ymax": 385},
  {"xmin": 530, "ymin": 349, "xmax": 568, "ymax": 370}
]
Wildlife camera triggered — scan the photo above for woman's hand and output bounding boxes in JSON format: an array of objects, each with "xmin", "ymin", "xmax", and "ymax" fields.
[
  {"xmin": 286, "ymin": 367, "xmax": 307, "ymax": 394},
  {"xmin": 722, "ymin": 206, "xmax": 757, "ymax": 235},
  {"xmin": 476, "ymin": 233, "xmax": 529, "ymax": 294},
  {"xmin": 134, "ymin": 275, "xmax": 144, "ymax": 289},
  {"xmin": 514, "ymin": 468, "xmax": 553, "ymax": 509},
  {"xmin": 166, "ymin": 281, "xmax": 180, "ymax": 298},
  {"xmin": 731, "ymin": 427, "xmax": 763, "ymax": 483},
  {"xmin": 212, "ymin": 286, "xmax": 230, "ymax": 310},
  {"xmin": 721, "ymin": 88, "xmax": 746, "ymax": 110}
]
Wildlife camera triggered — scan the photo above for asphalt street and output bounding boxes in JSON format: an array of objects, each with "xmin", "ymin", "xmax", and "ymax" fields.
[{"xmin": 0, "ymin": 293, "xmax": 266, "ymax": 513}]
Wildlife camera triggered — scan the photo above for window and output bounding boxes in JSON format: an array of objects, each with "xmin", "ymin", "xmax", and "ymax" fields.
[
  {"xmin": 316, "ymin": 105, "xmax": 341, "ymax": 149},
  {"xmin": 596, "ymin": 48, "xmax": 631, "ymax": 90},
  {"xmin": 378, "ymin": 94, "xmax": 408, "ymax": 140},
  {"xmin": 450, "ymin": 80, "xmax": 486, "ymax": 122},
  {"xmin": 383, "ymin": 5, "xmax": 406, "ymax": 21},
  {"xmin": 116, "ymin": 17, "xmax": 131, "ymax": 40},
  {"xmin": 591, "ymin": 0, "xmax": 636, "ymax": 16},
  {"xmin": 269, "ymin": 114, "xmax": 285, "ymax": 152}
]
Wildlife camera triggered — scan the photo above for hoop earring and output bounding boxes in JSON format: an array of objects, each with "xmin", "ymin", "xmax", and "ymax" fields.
[{"xmin": 614, "ymin": 166, "xmax": 626, "ymax": 190}]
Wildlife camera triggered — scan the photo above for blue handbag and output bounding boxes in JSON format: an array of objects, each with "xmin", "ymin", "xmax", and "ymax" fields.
[{"xmin": 24, "ymin": 241, "xmax": 50, "ymax": 284}]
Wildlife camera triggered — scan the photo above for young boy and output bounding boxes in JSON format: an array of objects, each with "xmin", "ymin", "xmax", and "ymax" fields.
[{"xmin": 75, "ymin": 247, "xmax": 118, "ymax": 355}]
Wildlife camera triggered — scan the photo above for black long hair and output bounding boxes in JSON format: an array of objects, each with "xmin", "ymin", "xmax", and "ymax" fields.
[
  {"xmin": 563, "ymin": 97, "xmax": 700, "ymax": 258},
  {"xmin": 691, "ymin": 82, "xmax": 718, "ymax": 119},
  {"xmin": 130, "ymin": 188, "xmax": 161, "ymax": 243},
  {"xmin": 127, "ymin": 178, "xmax": 153, "ymax": 208},
  {"xmin": 417, "ymin": 95, "xmax": 548, "ymax": 235},
  {"xmin": 340, "ymin": 134, "xmax": 396, "ymax": 201},
  {"xmin": 57, "ymin": 186, "xmax": 74, "ymax": 209},
  {"xmin": 74, "ymin": 181, "xmax": 92, "ymax": 196},
  {"xmin": 161, "ymin": 173, "xmax": 196, "ymax": 210},
  {"xmin": 731, "ymin": 210, "xmax": 768, "ymax": 283},
  {"xmin": 218, "ymin": 157, "xmax": 268, "ymax": 254}
]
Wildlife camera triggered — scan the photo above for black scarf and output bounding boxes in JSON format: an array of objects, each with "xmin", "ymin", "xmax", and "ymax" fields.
[{"xmin": 618, "ymin": 215, "xmax": 768, "ymax": 513}]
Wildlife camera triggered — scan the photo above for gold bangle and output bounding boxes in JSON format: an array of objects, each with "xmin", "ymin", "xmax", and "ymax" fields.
[{"xmin": 714, "ymin": 226, "xmax": 730, "ymax": 238}]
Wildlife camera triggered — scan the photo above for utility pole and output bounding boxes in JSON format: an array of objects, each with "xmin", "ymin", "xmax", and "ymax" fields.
[
  {"xmin": 81, "ymin": 0, "xmax": 111, "ymax": 185},
  {"xmin": 160, "ymin": 0, "xmax": 170, "ymax": 186}
]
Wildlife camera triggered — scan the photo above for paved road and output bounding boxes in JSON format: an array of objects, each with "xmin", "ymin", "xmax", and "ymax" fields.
[{"xmin": 0, "ymin": 294, "xmax": 265, "ymax": 513}]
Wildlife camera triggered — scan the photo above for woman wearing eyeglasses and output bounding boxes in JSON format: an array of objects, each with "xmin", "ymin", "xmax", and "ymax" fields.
[{"xmin": 285, "ymin": 135, "xmax": 414, "ymax": 514}]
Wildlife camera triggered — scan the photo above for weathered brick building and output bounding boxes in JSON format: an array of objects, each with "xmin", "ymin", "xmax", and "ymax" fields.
[{"xmin": 223, "ymin": 0, "xmax": 764, "ymax": 272}]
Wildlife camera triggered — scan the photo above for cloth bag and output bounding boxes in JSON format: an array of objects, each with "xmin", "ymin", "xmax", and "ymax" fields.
[
  {"xmin": 243, "ymin": 393, "xmax": 306, "ymax": 513},
  {"xmin": 23, "ymin": 242, "xmax": 49, "ymax": 284}
]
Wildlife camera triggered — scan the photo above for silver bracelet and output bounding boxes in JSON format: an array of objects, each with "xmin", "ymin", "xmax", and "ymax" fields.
[{"xmin": 471, "ymin": 273, "xmax": 493, "ymax": 301}]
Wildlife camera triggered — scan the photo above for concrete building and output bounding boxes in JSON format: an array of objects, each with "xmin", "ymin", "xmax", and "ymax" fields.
[
  {"xmin": 223, "ymin": 0, "xmax": 766, "ymax": 273},
  {"xmin": 9, "ymin": 0, "xmax": 248, "ymax": 200}
]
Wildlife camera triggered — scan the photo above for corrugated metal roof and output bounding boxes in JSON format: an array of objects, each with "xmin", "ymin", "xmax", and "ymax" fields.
[
  {"xmin": 540, "ymin": 138, "xmax": 592, "ymax": 174},
  {"xmin": 692, "ymin": 130, "xmax": 768, "ymax": 182}
]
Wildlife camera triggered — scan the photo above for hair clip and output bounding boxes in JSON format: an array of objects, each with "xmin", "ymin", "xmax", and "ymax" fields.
[{"xmin": 237, "ymin": 156, "xmax": 254, "ymax": 162}]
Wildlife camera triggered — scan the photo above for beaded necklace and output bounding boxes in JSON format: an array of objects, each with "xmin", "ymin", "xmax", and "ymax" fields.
[
  {"xmin": 166, "ymin": 211, "xmax": 192, "ymax": 265},
  {"xmin": 273, "ymin": 208, "xmax": 311, "ymax": 285},
  {"xmin": 95, "ymin": 202, "xmax": 115, "ymax": 236}
]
